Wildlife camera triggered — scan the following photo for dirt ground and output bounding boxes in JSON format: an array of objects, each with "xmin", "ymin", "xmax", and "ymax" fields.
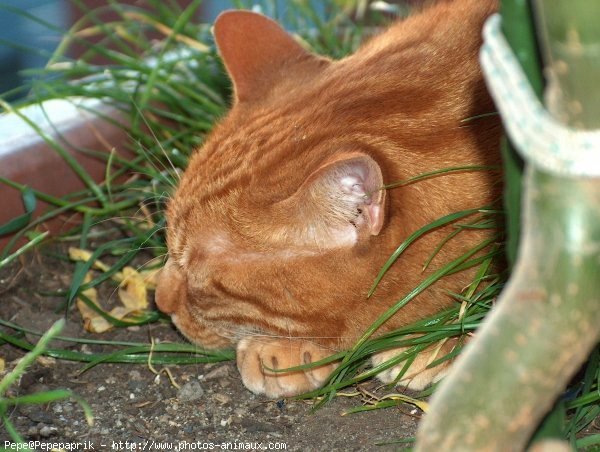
[
  {"xmin": 3, "ymin": 244, "xmax": 599, "ymax": 451},
  {"xmin": 0, "ymin": 246, "xmax": 420, "ymax": 451}
]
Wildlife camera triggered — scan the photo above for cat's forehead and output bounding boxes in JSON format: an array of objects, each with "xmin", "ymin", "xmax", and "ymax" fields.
[
  {"xmin": 166, "ymin": 204, "xmax": 313, "ymax": 267},
  {"xmin": 165, "ymin": 195, "xmax": 235, "ymax": 264},
  {"xmin": 179, "ymin": 115, "xmax": 335, "ymax": 201}
]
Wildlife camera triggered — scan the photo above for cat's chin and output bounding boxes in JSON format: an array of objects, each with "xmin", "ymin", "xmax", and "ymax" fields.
[{"xmin": 170, "ymin": 313, "xmax": 233, "ymax": 350}]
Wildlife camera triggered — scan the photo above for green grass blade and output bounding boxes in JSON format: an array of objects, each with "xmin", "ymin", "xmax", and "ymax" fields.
[
  {"xmin": 4, "ymin": 389, "xmax": 72, "ymax": 406},
  {"xmin": 0, "ymin": 232, "xmax": 49, "ymax": 269},
  {"xmin": 368, "ymin": 207, "xmax": 483, "ymax": 297},
  {"xmin": 0, "ymin": 187, "xmax": 36, "ymax": 235},
  {"xmin": 383, "ymin": 165, "xmax": 501, "ymax": 190},
  {"xmin": 0, "ymin": 416, "xmax": 30, "ymax": 448},
  {"xmin": 0, "ymin": 320, "xmax": 65, "ymax": 396}
]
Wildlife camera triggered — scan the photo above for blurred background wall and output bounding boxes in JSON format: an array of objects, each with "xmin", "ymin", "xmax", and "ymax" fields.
[
  {"xmin": 0, "ymin": 0, "xmax": 242, "ymax": 99},
  {"xmin": 0, "ymin": 0, "xmax": 413, "ymax": 99},
  {"xmin": 0, "ymin": 0, "xmax": 68, "ymax": 96}
]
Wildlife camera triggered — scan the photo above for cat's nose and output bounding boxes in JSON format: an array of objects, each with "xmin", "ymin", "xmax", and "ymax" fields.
[{"xmin": 155, "ymin": 261, "xmax": 183, "ymax": 315}]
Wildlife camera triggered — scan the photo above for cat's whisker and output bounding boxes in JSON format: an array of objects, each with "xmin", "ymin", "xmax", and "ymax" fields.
[
  {"xmin": 130, "ymin": 190, "xmax": 173, "ymax": 223},
  {"xmin": 121, "ymin": 135, "xmax": 179, "ymax": 191},
  {"xmin": 130, "ymin": 99, "xmax": 182, "ymax": 183},
  {"xmin": 136, "ymin": 253, "xmax": 168, "ymax": 271},
  {"xmin": 133, "ymin": 166, "xmax": 179, "ymax": 191}
]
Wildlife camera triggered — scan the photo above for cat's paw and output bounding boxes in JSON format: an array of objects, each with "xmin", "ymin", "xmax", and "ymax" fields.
[
  {"xmin": 371, "ymin": 343, "xmax": 453, "ymax": 391},
  {"xmin": 236, "ymin": 337, "xmax": 337, "ymax": 398}
]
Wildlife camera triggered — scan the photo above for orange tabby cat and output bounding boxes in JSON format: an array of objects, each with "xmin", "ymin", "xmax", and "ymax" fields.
[{"xmin": 156, "ymin": 0, "xmax": 501, "ymax": 398}]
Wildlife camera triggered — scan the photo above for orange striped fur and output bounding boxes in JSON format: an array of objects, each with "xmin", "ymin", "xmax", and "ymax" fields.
[{"xmin": 156, "ymin": 0, "xmax": 501, "ymax": 397}]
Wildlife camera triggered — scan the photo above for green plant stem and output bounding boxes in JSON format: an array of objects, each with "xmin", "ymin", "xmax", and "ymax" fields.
[
  {"xmin": 416, "ymin": 1, "xmax": 600, "ymax": 449},
  {"xmin": 533, "ymin": 1, "xmax": 600, "ymax": 127},
  {"xmin": 416, "ymin": 170, "xmax": 600, "ymax": 449},
  {"xmin": 499, "ymin": 0, "xmax": 544, "ymax": 266}
]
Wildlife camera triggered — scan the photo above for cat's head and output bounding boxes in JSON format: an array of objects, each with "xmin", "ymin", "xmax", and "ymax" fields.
[
  {"xmin": 155, "ymin": 5, "xmax": 500, "ymax": 349},
  {"xmin": 155, "ymin": 11, "xmax": 393, "ymax": 349}
]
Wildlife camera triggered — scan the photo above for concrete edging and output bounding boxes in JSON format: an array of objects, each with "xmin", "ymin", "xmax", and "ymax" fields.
[{"xmin": 0, "ymin": 98, "xmax": 129, "ymax": 249}]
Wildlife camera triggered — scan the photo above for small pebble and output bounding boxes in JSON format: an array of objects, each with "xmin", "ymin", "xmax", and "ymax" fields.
[
  {"xmin": 234, "ymin": 408, "xmax": 248, "ymax": 417},
  {"xmin": 204, "ymin": 365, "xmax": 229, "ymax": 380},
  {"xmin": 39, "ymin": 425, "xmax": 57, "ymax": 437},
  {"xmin": 177, "ymin": 381, "xmax": 205, "ymax": 402},
  {"xmin": 220, "ymin": 416, "xmax": 232, "ymax": 427},
  {"xmin": 214, "ymin": 393, "xmax": 231, "ymax": 405}
]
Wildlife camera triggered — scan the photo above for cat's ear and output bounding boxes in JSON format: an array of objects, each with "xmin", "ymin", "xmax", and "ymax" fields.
[
  {"xmin": 213, "ymin": 10, "xmax": 328, "ymax": 103},
  {"xmin": 301, "ymin": 153, "xmax": 386, "ymax": 244}
]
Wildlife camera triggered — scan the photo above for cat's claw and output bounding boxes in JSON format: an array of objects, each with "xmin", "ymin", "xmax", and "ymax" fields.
[{"xmin": 236, "ymin": 338, "xmax": 337, "ymax": 398}]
